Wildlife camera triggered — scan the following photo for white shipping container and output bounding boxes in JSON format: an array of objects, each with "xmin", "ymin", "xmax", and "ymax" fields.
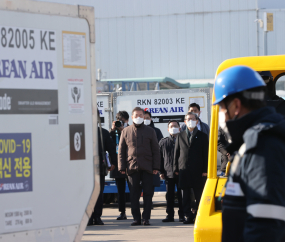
[{"xmin": 0, "ymin": 1, "xmax": 99, "ymax": 241}]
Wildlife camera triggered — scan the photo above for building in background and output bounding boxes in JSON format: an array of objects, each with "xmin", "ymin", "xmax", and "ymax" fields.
[{"xmin": 36, "ymin": 0, "xmax": 285, "ymax": 97}]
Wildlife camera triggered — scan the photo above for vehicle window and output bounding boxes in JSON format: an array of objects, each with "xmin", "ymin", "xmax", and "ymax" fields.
[{"xmin": 276, "ymin": 75, "xmax": 285, "ymax": 100}]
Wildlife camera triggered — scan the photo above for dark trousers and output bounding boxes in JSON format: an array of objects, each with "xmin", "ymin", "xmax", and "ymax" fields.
[
  {"xmin": 166, "ymin": 176, "xmax": 183, "ymax": 218},
  {"xmin": 116, "ymin": 177, "xmax": 127, "ymax": 213},
  {"xmin": 128, "ymin": 171, "xmax": 153, "ymax": 221},
  {"xmin": 92, "ymin": 173, "xmax": 105, "ymax": 219},
  {"xmin": 182, "ymin": 187, "xmax": 203, "ymax": 218}
]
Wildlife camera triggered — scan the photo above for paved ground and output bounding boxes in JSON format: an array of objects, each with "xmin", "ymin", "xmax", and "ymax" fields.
[{"xmin": 81, "ymin": 193, "xmax": 194, "ymax": 242}]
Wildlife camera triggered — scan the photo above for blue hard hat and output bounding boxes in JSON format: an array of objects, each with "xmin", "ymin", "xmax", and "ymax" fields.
[{"xmin": 213, "ymin": 65, "xmax": 266, "ymax": 105}]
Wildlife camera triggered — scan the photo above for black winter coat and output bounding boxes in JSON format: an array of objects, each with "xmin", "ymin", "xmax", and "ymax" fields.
[
  {"xmin": 218, "ymin": 127, "xmax": 229, "ymax": 172},
  {"xmin": 149, "ymin": 121, "xmax": 163, "ymax": 142},
  {"xmin": 173, "ymin": 127, "xmax": 208, "ymax": 189},
  {"xmin": 222, "ymin": 106, "xmax": 285, "ymax": 242},
  {"xmin": 148, "ymin": 121, "xmax": 163, "ymax": 186},
  {"xmin": 159, "ymin": 135, "xmax": 176, "ymax": 178},
  {"xmin": 109, "ymin": 129, "xmax": 127, "ymax": 179},
  {"xmin": 98, "ymin": 127, "xmax": 117, "ymax": 176}
]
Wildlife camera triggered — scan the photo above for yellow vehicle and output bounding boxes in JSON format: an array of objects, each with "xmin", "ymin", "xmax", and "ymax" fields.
[{"xmin": 194, "ymin": 55, "xmax": 285, "ymax": 242}]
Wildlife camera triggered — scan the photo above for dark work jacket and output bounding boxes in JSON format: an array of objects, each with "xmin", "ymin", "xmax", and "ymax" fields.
[
  {"xmin": 173, "ymin": 127, "xmax": 209, "ymax": 189},
  {"xmin": 148, "ymin": 121, "xmax": 163, "ymax": 142},
  {"xmin": 180, "ymin": 118, "xmax": 210, "ymax": 137},
  {"xmin": 159, "ymin": 135, "xmax": 176, "ymax": 179},
  {"xmin": 148, "ymin": 121, "xmax": 163, "ymax": 186},
  {"xmin": 267, "ymin": 94, "xmax": 285, "ymax": 117},
  {"xmin": 109, "ymin": 128, "xmax": 127, "ymax": 179},
  {"xmin": 222, "ymin": 106, "xmax": 285, "ymax": 242},
  {"xmin": 118, "ymin": 124, "xmax": 160, "ymax": 175},
  {"xmin": 218, "ymin": 127, "xmax": 229, "ymax": 172},
  {"xmin": 98, "ymin": 127, "xmax": 117, "ymax": 176}
]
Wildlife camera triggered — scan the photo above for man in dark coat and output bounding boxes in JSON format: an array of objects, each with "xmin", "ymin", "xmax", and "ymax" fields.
[
  {"xmin": 159, "ymin": 120, "xmax": 184, "ymax": 222},
  {"xmin": 174, "ymin": 112, "xmax": 208, "ymax": 224},
  {"xmin": 89, "ymin": 126, "xmax": 116, "ymax": 226},
  {"xmin": 144, "ymin": 110, "xmax": 163, "ymax": 142},
  {"xmin": 180, "ymin": 103, "xmax": 210, "ymax": 137},
  {"xmin": 144, "ymin": 110, "xmax": 163, "ymax": 188},
  {"xmin": 214, "ymin": 66, "xmax": 285, "ymax": 242},
  {"xmin": 109, "ymin": 110, "xmax": 129, "ymax": 220},
  {"xmin": 118, "ymin": 107, "xmax": 160, "ymax": 226},
  {"xmin": 218, "ymin": 127, "xmax": 229, "ymax": 174}
]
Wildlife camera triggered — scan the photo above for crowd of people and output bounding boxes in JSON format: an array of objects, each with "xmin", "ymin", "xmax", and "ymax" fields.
[
  {"xmin": 88, "ymin": 67, "xmax": 285, "ymax": 242},
  {"xmin": 88, "ymin": 102, "xmax": 211, "ymax": 226}
]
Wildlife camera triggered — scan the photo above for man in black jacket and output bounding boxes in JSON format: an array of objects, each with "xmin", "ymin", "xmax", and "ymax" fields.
[
  {"xmin": 144, "ymin": 110, "xmax": 163, "ymax": 142},
  {"xmin": 174, "ymin": 112, "xmax": 208, "ymax": 224},
  {"xmin": 214, "ymin": 66, "xmax": 285, "ymax": 242},
  {"xmin": 89, "ymin": 125, "xmax": 116, "ymax": 226},
  {"xmin": 159, "ymin": 120, "xmax": 184, "ymax": 222},
  {"xmin": 144, "ymin": 110, "xmax": 163, "ymax": 189},
  {"xmin": 109, "ymin": 111, "xmax": 129, "ymax": 220}
]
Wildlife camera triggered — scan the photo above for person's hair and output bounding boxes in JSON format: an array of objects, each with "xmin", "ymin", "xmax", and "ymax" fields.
[
  {"xmin": 132, "ymin": 107, "xmax": 145, "ymax": 115},
  {"xmin": 116, "ymin": 111, "xmax": 129, "ymax": 121},
  {"xmin": 188, "ymin": 103, "xmax": 200, "ymax": 111},
  {"xmin": 144, "ymin": 110, "xmax": 151, "ymax": 118},
  {"xmin": 168, "ymin": 120, "xmax": 180, "ymax": 127},
  {"xmin": 222, "ymin": 86, "xmax": 266, "ymax": 111},
  {"xmin": 184, "ymin": 112, "xmax": 198, "ymax": 120}
]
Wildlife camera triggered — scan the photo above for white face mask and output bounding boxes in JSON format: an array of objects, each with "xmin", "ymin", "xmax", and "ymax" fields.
[
  {"xmin": 219, "ymin": 111, "xmax": 232, "ymax": 143},
  {"xmin": 133, "ymin": 117, "xmax": 144, "ymax": 125},
  {"xmin": 144, "ymin": 119, "xmax": 151, "ymax": 125},
  {"xmin": 169, "ymin": 127, "xmax": 180, "ymax": 135},
  {"xmin": 187, "ymin": 120, "xmax": 197, "ymax": 128},
  {"xmin": 124, "ymin": 122, "xmax": 128, "ymax": 128}
]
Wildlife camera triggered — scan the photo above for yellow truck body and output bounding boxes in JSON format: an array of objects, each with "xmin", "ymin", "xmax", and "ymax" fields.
[{"xmin": 194, "ymin": 55, "xmax": 285, "ymax": 242}]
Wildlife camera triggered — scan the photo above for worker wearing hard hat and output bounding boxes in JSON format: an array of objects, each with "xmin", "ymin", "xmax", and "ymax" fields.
[{"xmin": 214, "ymin": 66, "xmax": 285, "ymax": 242}]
